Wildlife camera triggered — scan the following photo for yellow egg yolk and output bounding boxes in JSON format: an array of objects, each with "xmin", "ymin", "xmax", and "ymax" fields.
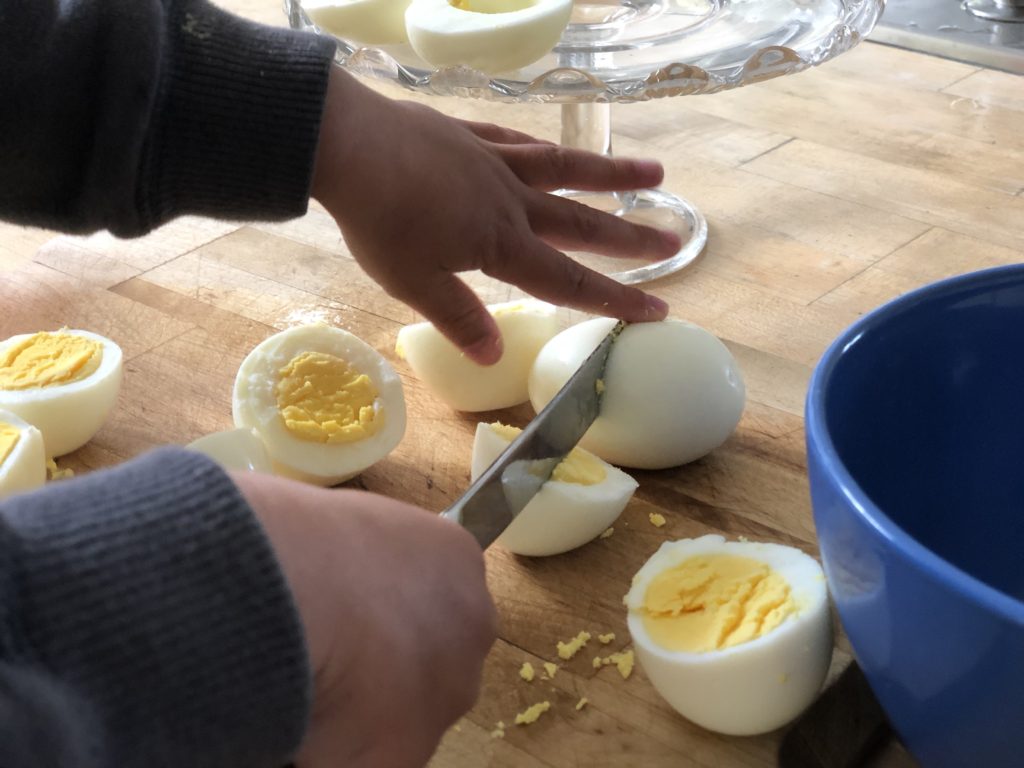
[
  {"xmin": 640, "ymin": 554, "xmax": 797, "ymax": 653},
  {"xmin": 0, "ymin": 332, "xmax": 102, "ymax": 390},
  {"xmin": 0, "ymin": 422, "xmax": 20, "ymax": 467},
  {"xmin": 489, "ymin": 422, "xmax": 606, "ymax": 485},
  {"xmin": 276, "ymin": 351, "xmax": 382, "ymax": 444}
]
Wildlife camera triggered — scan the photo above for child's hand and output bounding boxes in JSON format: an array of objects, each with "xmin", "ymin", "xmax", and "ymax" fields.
[
  {"xmin": 234, "ymin": 472, "xmax": 495, "ymax": 768},
  {"xmin": 312, "ymin": 68, "xmax": 676, "ymax": 365}
]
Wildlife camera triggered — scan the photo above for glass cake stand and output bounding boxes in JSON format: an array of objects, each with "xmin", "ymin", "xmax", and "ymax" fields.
[{"xmin": 286, "ymin": 0, "xmax": 883, "ymax": 284}]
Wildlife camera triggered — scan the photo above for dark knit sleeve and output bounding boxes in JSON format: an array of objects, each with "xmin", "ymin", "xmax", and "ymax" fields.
[
  {"xmin": 0, "ymin": 448, "xmax": 311, "ymax": 768},
  {"xmin": 0, "ymin": 0, "xmax": 335, "ymax": 237}
]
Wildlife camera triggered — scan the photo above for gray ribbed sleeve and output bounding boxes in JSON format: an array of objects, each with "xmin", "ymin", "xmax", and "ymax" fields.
[
  {"xmin": 0, "ymin": 0, "xmax": 335, "ymax": 236},
  {"xmin": 0, "ymin": 448, "xmax": 311, "ymax": 768}
]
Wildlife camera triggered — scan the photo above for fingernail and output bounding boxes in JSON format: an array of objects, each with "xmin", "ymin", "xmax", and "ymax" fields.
[
  {"xmin": 660, "ymin": 229, "xmax": 683, "ymax": 252},
  {"xmin": 645, "ymin": 295, "xmax": 669, "ymax": 319},
  {"xmin": 466, "ymin": 334, "xmax": 503, "ymax": 366},
  {"xmin": 631, "ymin": 158, "xmax": 663, "ymax": 175}
]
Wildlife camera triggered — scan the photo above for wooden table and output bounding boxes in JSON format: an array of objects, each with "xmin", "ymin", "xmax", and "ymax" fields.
[{"xmin": 2, "ymin": 2, "xmax": 1022, "ymax": 764}]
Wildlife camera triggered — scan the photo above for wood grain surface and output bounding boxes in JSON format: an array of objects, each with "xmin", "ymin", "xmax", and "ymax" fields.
[{"xmin": 2, "ymin": 3, "xmax": 1022, "ymax": 765}]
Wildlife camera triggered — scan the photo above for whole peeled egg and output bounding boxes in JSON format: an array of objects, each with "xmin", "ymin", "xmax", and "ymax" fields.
[
  {"xmin": 0, "ymin": 329, "xmax": 123, "ymax": 457},
  {"xmin": 529, "ymin": 318, "xmax": 745, "ymax": 469},
  {"xmin": 305, "ymin": 0, "xmax": 412, "ymax": 44},
  {"xmin": 187, "ymin": 428, "xmax": 273, "ymax": 474},
  {"xmin": 0, "ymin": 408, "xmax": 46, "ymax": 498},
  {"xmin": 232, "ymin": 324, "xmax": 406, "ymax": 486},
  {"xmin": 625, "ymin": 535, "xmax": 832, "ymax": 735},
  {"xmin": 471, "ymin": 421, "xmax": 637, "ymax": 556},
  {"xmin": 396, "ymin": 299, "xmax": 559, "ymax": 412},
  {"xmin": 404, "ymin": 0, "xmax": 573, "ymax": 74}
]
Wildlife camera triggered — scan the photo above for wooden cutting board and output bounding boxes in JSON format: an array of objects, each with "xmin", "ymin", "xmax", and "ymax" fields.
[{"xmin": 2, "ymin": 11, "xmax": 1022, "ymax": 764}]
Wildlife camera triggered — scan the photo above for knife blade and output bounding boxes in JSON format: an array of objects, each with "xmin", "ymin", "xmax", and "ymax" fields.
[{"xmin": 443, "ymin": 321, "xmax": 625, "ymax": 549}]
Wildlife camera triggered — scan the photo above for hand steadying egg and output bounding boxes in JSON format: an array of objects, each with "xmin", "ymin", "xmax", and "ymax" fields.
[
  {"xmin": 233, "ymin": 324, "xmax": 406, "ymax": 486},
  {"xmin": 471, "ymin": 422, "xmax": 637, "ymax": 556},
  {"xmin": 0, "ymin": 409, "xmax": 46, "ymax": 498},
  {"xmin": 0, "ymin": 329, "xmax": 123, "ymax": 457},
  {"xmin": 397, "ymin": 299, "xmax": 558, "ymax": 412},
  {"xmin": 625, "ymin": 535, "xmax": 832, "ymax": 735},
  {"xmin": 529, "ymin": 318, "xmax": 745, "ymax": 469},
  {"xmin": 404, "ymin": 0, "xmax": 573, "ymax": 74}
]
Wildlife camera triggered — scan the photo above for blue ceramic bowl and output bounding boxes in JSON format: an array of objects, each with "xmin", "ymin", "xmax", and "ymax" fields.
[{"xmin": 806, "ymin": 265, "xmax": 1024, "ymax": 767}]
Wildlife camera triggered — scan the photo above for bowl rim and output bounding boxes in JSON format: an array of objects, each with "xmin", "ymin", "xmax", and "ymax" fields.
[{"xmin": 806, "ymin": 263, "xmax": 1024, "ymax": 625}]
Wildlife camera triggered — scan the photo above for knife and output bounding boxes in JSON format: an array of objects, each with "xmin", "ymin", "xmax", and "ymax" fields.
[{"xmin": 443, "ymin": 321, "xmax": 625, "ymax": 549}]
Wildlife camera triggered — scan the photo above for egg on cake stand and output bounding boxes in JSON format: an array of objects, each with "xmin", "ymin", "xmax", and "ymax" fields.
[{"xmin": 286, "ymin": 0, "xmax": 883, "ymax": 286}]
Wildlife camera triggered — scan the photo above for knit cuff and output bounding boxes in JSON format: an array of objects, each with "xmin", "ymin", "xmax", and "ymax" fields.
[
  {"xmin": 135, "ymin": 0, "xmax": 336, "ymax": 233},
  {"xmin": 0, "ymin": 448, "xmax": 310, "ymax": 768}
]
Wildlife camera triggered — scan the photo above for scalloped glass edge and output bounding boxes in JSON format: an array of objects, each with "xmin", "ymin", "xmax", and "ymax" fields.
[{"xmin": 285, "ymin": 0, "xmax": 884, "ymax": 103}]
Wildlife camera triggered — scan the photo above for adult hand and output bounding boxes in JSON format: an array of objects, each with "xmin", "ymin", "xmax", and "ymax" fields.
[
  {"xmin": 311, "ymin": 67, "xmax": 676, "ymax": 365},
  {"xmin": 233, "ymin": 472, "xmax": 496, "ymax": 768}
]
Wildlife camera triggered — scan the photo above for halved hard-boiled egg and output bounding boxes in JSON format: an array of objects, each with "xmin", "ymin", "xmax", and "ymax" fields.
[
  {"xmin": 0, "ymin": 409, "xmax": 46, "ymax": 498},
  {"xmin": 233, "ymin": 324, "xmax": 406, "ymax": 486},
  {"xmin": 529, "ymin": 318, "xmax": 745, "ymax": 469},
  {"xmin": 396, "ymin": 299, "xmax": 559, "ymax": 412},
  {"xmin": 305, "ymin": 0, "xmax": 411, "ymax": 44},
  {"xmin": 187, "ymin": 428, "xmax": 273, "ymax": 473},
  {"xmin": 404, "ymin": 0, "xmax": 572, "ymax": 74},
  {"xmin": 471, "ymin": 421, "xmax": 637, "ymax": 556},
  {"xmin": 625, "ymin": 535, "xmax": 832, "ymax": 735},
  {"xmin": 0, "ymin": 329, "xmax": 123, "ymax": 457}
]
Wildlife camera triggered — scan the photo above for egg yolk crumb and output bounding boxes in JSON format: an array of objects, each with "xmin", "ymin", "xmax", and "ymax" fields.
[
  {"xmin": 556, "ymin": 630, "xmax": 591, "ymax": 660},
  {"xmin": 0, "ymin": 422, "xmax": 19, "ymax": 467},
  {"xmin": 515, "ymin": 701, "xmax": 551, "ymax": 725},
  {"xmin": 542, "ymin": 662, "xmax": 557, "ymax": 679},
  {"xmin": 490, "ymin": 722, "xmax": 506, "ymax": 739},
  {"xmin": 598, "ymin": 632, "xmax": 615, "ymax": 644},
  {"xmin": 0, "ymin": 332, "xmax": 102, "ymax": 390},
  {"xmin": 649, "ymin": 512, "xmax": 667, "ymax": 528},
  {"xmin": 46, "ymin": 458, "xmax": 75, "ymax": 481},
  {"xmin": 575, "ymin": 697, "xmax": 589, "ymax": 711},
  {"xmin": 593, "ymin": 650, "xmax": 634, "ymax": 679},
  {"xmin": 599, "ymin": 527, "xmax": 614, "ymax": 539},
  {"xmin": 519, "ymin": 662, "xmax": 535, "ymax": 682},
  {"xmin": 640, "ymin": 554, "xmax": 797, "ymax": 653},
  {"xmin": 276, "ymin": 351, "xmax": 381, "ymax": 444},
  {"xmin": 490, "ymin": 423, "xmax": 606, "ymax": 485}
]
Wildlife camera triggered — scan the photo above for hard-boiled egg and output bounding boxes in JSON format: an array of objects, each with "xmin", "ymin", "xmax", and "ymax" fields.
[
  {"xmin": 187, "ymin": 428, "xmax": 273, "ymax": 473},
  {"xmin": 0, "ymin": 329, "xmax": 123, "ymax": 457},
  {"xmin": 471, "ymin": 421, "xmax": 637, "ymax": 556},
  {"xmin": 0, "ymin": 409, "xmax": 46, "ymax": 498},
  {"xmin": 305, "ymin": 0, "xmax": 411, "ymax": 44},
  {"xmin": 529, "ymin": 318, "xmax": 745, "ymax": 469},
  {"xmin": 233, "ymin": 324, "xmax": 406, "ymax": 486},
  {"xmin": 396, "ymin": 299, "xmax": 559, "ymax": 412},
  {"xmin": 625, "ymin": 535, "xmax": 832, "ymax": 735},
  {"xmin": 404, "ymin": 0, "xmax": 572, "ymax": 74}
]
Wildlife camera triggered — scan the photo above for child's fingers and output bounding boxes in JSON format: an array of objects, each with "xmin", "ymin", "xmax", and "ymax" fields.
[{"xmin": 502, "ymin": 145, "xmax": 665, "ymax": 192}]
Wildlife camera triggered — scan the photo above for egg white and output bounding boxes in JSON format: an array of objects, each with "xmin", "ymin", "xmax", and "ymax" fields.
[
  {"xmin": 625, "ymin": 535, "xmax": 832, "ymax": 735},
  {"xmin": 0, "ymin": 329, "xmax": 123, "ymax": 457},
  {"xmin": 232, "ymin": 324, "xmax": 406, "ymax": 486},
  {"xmin": 0, "ymin": 409, "xmax": 46, "ymax": 498},
  {"xmin": 397, "ymin": 299, "xmax": 559, "ymax": 412},
  {"xmin": 529, "ymin": 318, "xmax": 745, "ymax": 469},
  {"xmin": 470, "ymin": 422, "xmax": 637, "ymax": 556},
  {"xmin": 306, "ymin": 0, "xmax": 412, "ymax": 44},
  {"xmin": 187, "ymin": 428, "xmax": 273, "ymax": 473},
  {"xmin": 404, "ymin": 0, "xmax": 572, "ymax": 74}
]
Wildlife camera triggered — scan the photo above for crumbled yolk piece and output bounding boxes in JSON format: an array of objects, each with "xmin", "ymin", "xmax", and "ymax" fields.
[
  {"xmin": 0, "ymin": 332, "xmax": 102, "ymax": 390},
  {"xmin": 556, "ymin": 630, "xmax": 591, "ymax": 660},
  {"xmin": 490, "ymin": 723, "xmax": 506, "ymax": 739},
  {"xmin": 575, "ymin": 697, "xmax": 589, "ymax": 711},
  {"xmin": 0, "ymin": 422, "xmax": 20, "ymax": 466},
  {"xmin": 276, "ymin": 351, "xmax": 381, "ymax": 444},
  {"xmin": 542, "ymin": 662, "xmax": 558, "ymax": 679},
  {"xmin": 46, "ymin": 457, "xmax": 75, "ymax": 481},
  {"xmin": 595, "ymin": 379, "xmax": 606, "ymax": 395},
  {"xmin": 489, "ymin": 423, "xmax": 606, "ymax": 485},
  {"xmin": 649, "ymin": 512, "xmax": 667, "ymax": 528},
  {"xmin": 515, "ymin": 701, "xmax": 551, "ymax": 726},
  {"xmin": 640, "ymin": 554, "xmax": 797, "ymax": 653},
  {"xmin": 594, "ymin": 650, "xmax": 635, "ymax": 679},
  {"xmin": 599, "ymin": 527, "xmax": 614, "ymax": 539},
  {"xmin": 598, "ymin": 632, "xmax": 615, "ymax": 644},
  {"xmin": 519, "ymin": 662, "xmax": 535, "ymax": 682}
]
